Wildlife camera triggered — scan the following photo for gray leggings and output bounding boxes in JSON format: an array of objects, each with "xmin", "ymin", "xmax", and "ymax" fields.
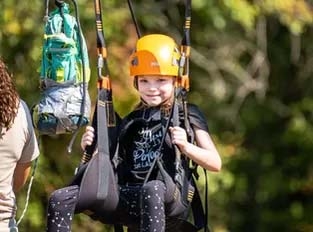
[{"xmin": 46, "ymin": 180, "xmax": 186, "ymax": 232}]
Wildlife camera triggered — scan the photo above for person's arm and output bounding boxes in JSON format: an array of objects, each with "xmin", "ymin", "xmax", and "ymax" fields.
[
  {"xmin": 13, "ymin": 161, "xmax": 32, "ymax": 192},
  {"xmin": 169, "ymin": 126, "xmax": 222, "ymax": 172}
]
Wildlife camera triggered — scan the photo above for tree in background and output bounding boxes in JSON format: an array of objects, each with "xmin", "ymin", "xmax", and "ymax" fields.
[{"xmin": 0, "ymin": 0, "xmax": 312, "ymax": 231}]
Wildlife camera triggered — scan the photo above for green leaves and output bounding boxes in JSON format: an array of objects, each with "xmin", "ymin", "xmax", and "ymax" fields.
[
  {"xmin": 2, "ymin": 0, "xmax": 313, "ymax": 231},
  {"xmin": 261, "ymin": 0, "xmax": 313, "ymax": 35},
  {"xmin": 223, "ymin": 0, "xmax": 259, "ymax": 30}
]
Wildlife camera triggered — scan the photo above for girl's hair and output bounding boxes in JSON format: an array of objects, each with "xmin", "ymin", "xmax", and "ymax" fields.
[
  {"xmin": 0, "ymin": 58, "xmax": 19, "ymax": 130},
  {"xmin": 134, "ymin": 97, "xmax": 173, "ymax": 117}
]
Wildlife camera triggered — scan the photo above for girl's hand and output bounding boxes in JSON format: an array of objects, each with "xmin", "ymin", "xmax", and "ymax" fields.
[
  {"xmin": 169, "ymin": 126, "xmax": 189, "ymax": 152},
  {"xmin": 80, "ymin": 126, "xmax": 95, "ymax": 151}
]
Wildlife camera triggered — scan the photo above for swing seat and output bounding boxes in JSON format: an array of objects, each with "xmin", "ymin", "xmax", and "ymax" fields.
[
  {"xmin": 125, "ymin": 217, "xmax": 198, "ymax": 232},
  {"xmin": 165, "ymin": 217, "xmax": 198, "ymax": 232},
  {"xmin": 88, "ymin": 213, "xmax": 199, "ymax": 232}
]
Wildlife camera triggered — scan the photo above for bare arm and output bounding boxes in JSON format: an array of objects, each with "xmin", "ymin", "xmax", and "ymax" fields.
[
  {"xmin": 169, "ymin": 126, "xmax": 222, "ymax": 172},
  {"xmin": 13, "ymin": 162, "xmax": 32, "ymax": 192}
]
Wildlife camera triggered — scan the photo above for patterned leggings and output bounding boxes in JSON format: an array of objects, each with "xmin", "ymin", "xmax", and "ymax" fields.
[{"xmin": 46, "ymin": 180, "xmax": 185, "ymax": 232}]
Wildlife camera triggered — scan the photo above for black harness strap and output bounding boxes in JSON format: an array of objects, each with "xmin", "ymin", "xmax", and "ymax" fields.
[
  {"xmin": 172, "ymin": 89, "xmax": 188, "ymax": 202},
  {"xmin": 191, "ymin": 176, "xmax": 206, "ymax": 230},
  {"xmin": 79, "ymin": 0, "xmax": 116, "ymax": 165},
  {"xmin": 179, "ymin": 1, "xmax": 210, "ymax": 231},
  {"xmin": 125, "ymin": 0, "xmax": 209, "ymax": 230},
  {"xmin": 88, "ymin": 0, "xmax": 122, "ymax": 231}
]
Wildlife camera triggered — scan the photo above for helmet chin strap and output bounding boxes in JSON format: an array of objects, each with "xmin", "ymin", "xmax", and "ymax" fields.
[
  {"xmin": 136, "ymin": 91, "xmax": 174, "ymax": 118},
  {"xmin": 133, "ymin": 76, "xmax": 138, "ymax": 89},
  {"xmin": 139, "ymin": 97, "xmax": 172, "ymax": 108}
]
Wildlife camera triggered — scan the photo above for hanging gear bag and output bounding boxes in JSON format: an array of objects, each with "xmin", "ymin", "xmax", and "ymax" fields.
[{"xmin": 32, "ymin": 1, "xmax": 91, "ymax": 135}]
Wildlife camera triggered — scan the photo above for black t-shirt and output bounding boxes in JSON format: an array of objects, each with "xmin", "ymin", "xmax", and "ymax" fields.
[{"xmin": 118, "ymin": 103, "xmax": 208, "ymax": 184}]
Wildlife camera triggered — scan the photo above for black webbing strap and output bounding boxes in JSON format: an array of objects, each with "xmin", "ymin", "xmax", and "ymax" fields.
[
  {"xmin": 79, "ymin": 0, "xmax": 115, "ymax": 165},
  {"xmin": 172, "ymin": 92, "xmax": 208, "ymax": 232},
  {"xmin": 173, "ymin": 89, "xmax": 185, "ymax": 191},
  {"xmin": 114, "ymin": 225, "xmax": 124, "ymax": 232},
  {"xmin": 97, "ymin": 90, "xmax": 110, "ymax": 155},
  {"xmin": 191, "ymin": 177, "xmax": 206, "ymax": 231},
  {"xmin": 203, "ymin": 169, "xmax": 210, "ymax": 232},
  {"xmin": 180, "ymin": 0, "xmax": 210, "ymax": 231},
  {"xmin": 94, "ymin": 1, "xmax": 120, "ymax": 231}
]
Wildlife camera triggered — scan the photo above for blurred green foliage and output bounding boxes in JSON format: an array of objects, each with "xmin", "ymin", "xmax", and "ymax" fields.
[{"xmin": 1, "ymin": 0, "xmax": 313, "ymax": 231}]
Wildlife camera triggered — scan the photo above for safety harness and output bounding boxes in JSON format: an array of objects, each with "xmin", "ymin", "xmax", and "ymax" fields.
[
  {"xmin": 127, "ymin": 0, "xmax": 210, "ymax": 231},
  {"xmin": 73, "ymin": 0, "xmax": 210, "ymax": 231}
]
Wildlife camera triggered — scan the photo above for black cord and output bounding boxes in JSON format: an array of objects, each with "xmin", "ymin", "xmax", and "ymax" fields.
[
  {"xmin": 67, "ymin": 0, "xmax": 88, "ymax": 153},
  {"xmin": 127, "ymin": 0, "xmax": 141, "ymax": 38}
]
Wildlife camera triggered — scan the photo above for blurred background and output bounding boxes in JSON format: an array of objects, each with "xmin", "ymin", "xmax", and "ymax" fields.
[{"xmin": 1, "ymin": 0, "xmax": 313, "ymax": 231}]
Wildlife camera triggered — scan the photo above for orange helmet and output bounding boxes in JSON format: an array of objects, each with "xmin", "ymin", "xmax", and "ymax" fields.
[{"xmin": 130, "ymin": 34, "xmax": 181, "ymax": 77}]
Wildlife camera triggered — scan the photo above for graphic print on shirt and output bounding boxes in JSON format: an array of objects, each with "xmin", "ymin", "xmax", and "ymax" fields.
[{"xmin": 132, "ymin": 123, "xmax": 163, "ymax": 172}]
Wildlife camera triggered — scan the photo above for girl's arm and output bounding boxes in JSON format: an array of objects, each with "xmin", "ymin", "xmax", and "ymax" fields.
[
  {"xmin": 80, "ymin": 126, "xmax": 95, "ymax": 150},
  {"xmin": 169, "ymin": 126, "xmax": 222, "ymax": 172}
]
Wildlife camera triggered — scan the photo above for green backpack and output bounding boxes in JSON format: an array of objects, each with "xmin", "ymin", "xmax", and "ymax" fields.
[{"xmin": 32, "ymin": 2, "xmax": 91, "ymax": 135}]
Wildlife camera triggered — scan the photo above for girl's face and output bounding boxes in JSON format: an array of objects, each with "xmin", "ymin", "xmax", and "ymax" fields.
[{"xmin": 137, "ymin": 75, "xmax": 175, "ymax": 106}]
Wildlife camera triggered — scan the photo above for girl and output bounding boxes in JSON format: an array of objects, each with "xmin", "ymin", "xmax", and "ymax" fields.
[{"xmin": 46, "ymin": 34, "xmax": 221, "ymax": 232}]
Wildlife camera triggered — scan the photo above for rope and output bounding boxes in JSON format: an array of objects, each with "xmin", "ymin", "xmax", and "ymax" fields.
[
  {"xmin": 16, "ymin": 136, "xmax": 40, "ymax": 226},
  {"xmin": 16, "ymin": 158, "xmax": 39, "ymax": 226}
]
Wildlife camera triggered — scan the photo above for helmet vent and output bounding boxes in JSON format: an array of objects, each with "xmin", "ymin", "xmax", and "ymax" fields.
[{"xmin": 131, "ymin": 56, "xmax": 138, "ymax": 66}]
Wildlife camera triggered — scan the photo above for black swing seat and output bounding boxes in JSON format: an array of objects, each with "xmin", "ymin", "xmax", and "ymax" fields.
[
  {"xmin": 165, "ymin": 217, "xmax": 198, "ymax": 232},
  {"xmin": 86, "ymin": 211, "xmax": 199, "ymax": 232},
  {"xmin": 108, "ymin": 217, "xmax": 198, "ymax": 232}
]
